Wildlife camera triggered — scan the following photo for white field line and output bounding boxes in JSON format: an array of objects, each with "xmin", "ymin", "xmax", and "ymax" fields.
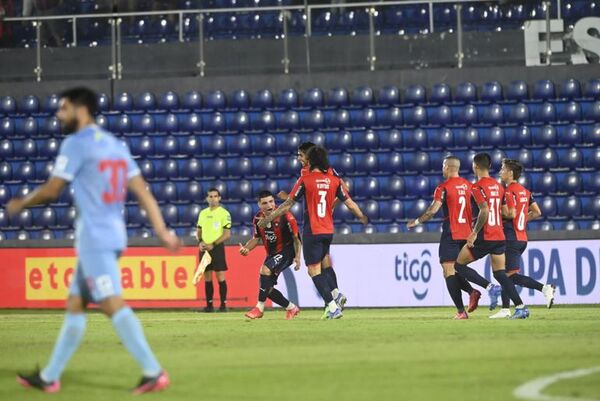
[{"xmin": 514, "ymin": 366, "xmax": 600, "ymax": 401}]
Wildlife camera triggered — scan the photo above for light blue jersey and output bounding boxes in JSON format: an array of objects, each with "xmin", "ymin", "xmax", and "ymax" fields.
[{"xmin": 52, "ymin": 124, "xmax": 140, "ymax": 252}]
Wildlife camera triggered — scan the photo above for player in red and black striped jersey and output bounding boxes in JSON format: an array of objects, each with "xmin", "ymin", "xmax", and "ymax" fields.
[
  {"xmin": 260, "ymin": 146, "xmax": 368, "ymax": 320},
  {"xmin": 240, "ymin": 191, "xmax": 302, "ymax": 320},
  {"xmin": 454, "ymin": 153, "xmax": 530, "ymax": 319},
  {"xmin": 490, "ymin": 159, "xmax": 555, "ymax": 318},
  {"xmin": 278, "ymin": 142, "xmax": 350, "ymax": 316},
  {"xmin": 408, "ymin": 156, "xmax": 487, "ymax": 319}
]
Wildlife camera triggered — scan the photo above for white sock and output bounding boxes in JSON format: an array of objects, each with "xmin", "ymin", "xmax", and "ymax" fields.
[
  {"xmin": 286, "ymin": 302, "xmax": 295, "ymax": 311},
  {"xmin": 515, "ymin": 304, "xmax": 525, "ymax": 309},
  {"xmin": 328, "ymin": 300, "xmax": 338, "ymax": 313},
  {"xmin": 486, "ymin": 283, "xmax": 493, "ymax": 291},
  {"xmin": 500, "ymin": 308, "xmax": 510, "ymax": 312},
  {"xmin": 256, "ymin": 302, "xmax": 265, "ymax": 312},
  {"xmin": 331, "ymin": 288, "xmax": 340, "ymax": 298}
]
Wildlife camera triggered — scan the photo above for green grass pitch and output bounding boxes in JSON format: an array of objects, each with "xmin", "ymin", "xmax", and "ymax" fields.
[{"xmin": 1, "ymin": 307, "xmax": 599, "ymax": 401}]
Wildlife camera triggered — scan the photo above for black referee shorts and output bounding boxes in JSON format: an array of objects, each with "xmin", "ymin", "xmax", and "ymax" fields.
[{"xmin": 200, "ymin": 243, "xmax": 228, "ymax": 272}]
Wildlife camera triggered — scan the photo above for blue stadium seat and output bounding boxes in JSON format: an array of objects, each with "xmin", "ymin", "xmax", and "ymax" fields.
[
  {"xmin": 562, "ymin": 171, "xmax": 582, "ymax": 194},
  {"xmin": 404, "ymin": 85, "xmax": 426, "ymax": 105},
  {"xmin": 352, "ymin": 177, "xmax": 379, "ymax": 198},
  {"xmin": 582, "ymin": 171, "xmax": 600, "ymax": 194},
  {"xmin": 180, "ymin": 113, "xmax": 202, "ymax": 132},
  {"xmin": 0, "ymin": 139, "xmax": 13, "ymax": 159},
  {"xmin": 584, "ymin": 79, "xmax": 600, "ymax": 99},
  {"xmin": 428, "ymin": 128, "xmax": 454, "ymax": 149},
  {"xmin": 96, "ymin": 115, "xmax": 108, "ymax": 130},
  {"xmin": 229, "ymin": 111, "xmax": 250, "ymax": 132},
  {"xmin": 325, "ymin": 130, "xmax": 352, "ymax": 152},
  {"xmin": 279, "ymin": 155, "xmax": 301, "ymax": 176},
  {"xmin": 177, "ymin": 181, "xmax": 202, "ymax": 203},
  {"xmin": 454, "ymin": 82, "xmax": 477, "ymax": 104},
  {"xmin": 557, "ymin": 195, "xmax": 581, "ymax": 216},
  {"xmin": 132, "ymin": 114, "xmax": 155, "ymax": 133},
  {"xmin": 583, "ymin": 147, "xmax": 600, "ymax": 169},
  {"xmin": 139, "ymin": 160, "xmax": 155, "ymax": 180},
  {"xmin": 15, "ymin": 161, "xmax": 35, "ymax": 182},
  {"xmin": 20, "ymin": 95, "xmax": 39, "ymax": 115},
  {"xmin": 379, "ymin": 200, "xmax": 404, "ymax": 221},
  {"xmin": 0, "ymin": 162, "xmax": 11, "ymax": 182},
  {"xmin": 230, "ymin": 90, "xmax": 250, "ymax": 110},
  {"xmin": 252, "ymin": 89, "xmax": 274, "ymax": 109},
  {"xmin": 533, "ymin": 148, "xmax": 558, "ymax": 170},
  {"xmin": 43, "ymin": 94, "xmax": 60, "ymax": 114},
  {"xmin": 130, "ymin": 137, "xmax": 154, "ymax": 157},
  {"xmin": 278, "ymin": 89, "xmax": 299, "ymax": 109},
  {"xmin": 135, "ymin": 92, "xmax": 156, "ymax": 111},
  {"xmin": 0, "ymin": 117, "xmax": 14, "ymax": 137},
  {"xmin": 557, "ymin": 124, "xmax": 582, "ymax": 145},
  {"xmin": 228, "ymin": 179, "xmax": 253, "ymax": 200},
  {"xmin": 205, "ymin": 90, "xmax": 226, "ymax": 110},
  {"xmin": 351, "ymin": 86, "xmax": 374, "ymax": 107},
  {"xmin": 362, "ymin": 200, "xmax": 380, "ymax": 221},
  {"xmin": 539, "ymin": 196, "xmax": 557, "ymax": 216},
  {"xmin": 302, "ymin": 110, "xmax": 324, "ymax": 130},
  {"xmin": 559, "ymin": 147, "xmax": 583, "ymax": 169},
  {"xmin": 277, "ymin": 110, "xmax": 300, "ymax": 130},
  {"xmin": 585, "ymin": 101, "xmax": 600, "ymax": 121},
  {"xmin": 404, "ymin": 106, "xmax": 427, "ymax": 126},
  {"xmin": 114, "ymin": 92, "xmax": 133, "ymax": 112},
  {"xmin": 353, "ymin": 108, "xmax": 377, "ymax": 128},
  {"xmin": 354, "ymin": 153, "xmax": 379, "ymax": 174},
  {"xmin": 158, "ymin": 113, "xmax": 179, "ymax": 133},
  {"xmin": 428, "ymin": 105, "xmax": 452, "ymax": 126},
  {"xmin": 38, "ymin": 138, "xmax": 59, "ymax": 159},
  {"xmin": 250, "ymin": 111, "xmax": 274, "ymax": 132},
  {"xmin": 557, "ymin": 101, "xmax": 581, "ymax": 122},
  {"xmin": 154, "ymin": 182, "xmax": 178, "ymax": 204},
  {"xmin": 111, "ymin": 114, "xmax": 132, "ymax": 133},
  {"xmin": 303, "ymin": 88, "xmax": 324, "ymax": 109},
  {"xmin": 559, "ymin": 78, "xmax": 582, "ymax": 100},
  {"xmin": 480, "ymin": 81, "xmax": 503, "ymax": 103},
  {"xmin": 42, "ymin": 117, "xmax": 61, "ymax": 137},
  {"xmin": 308, "ymin": 131, "xmax": 326, "ymax": 148},
  {"xmin": 377, "ymin": 86, "xmax": 400, "ymax": 106},
  {"xmin": 481, "ymin": 104, "xmax": 504, "ymax": 125},
  {"xmin": 252, "ymin": 156, "xmax": 278, "ymax": 177},
  {"xmin": 507, "ymin": 103, "xmax": 530, "ymax": 124},
  {"xmin": 182, "ymin": 91, "xmax": 202, "ymax": 110},
  {"xmin": 159, "ymin": 91, "xmax": 179, "ymax": 111},
  {"xmin": 205, "ymin": 112, "xmax": 226, "ymax": 132},
  {"xmin": 480, "ymin": 126, "xmax": 505, "ymax": 148},
  {"xmin": 154, "ymin": 159, "xmax": 179, "ymax": 180},
  {"xmin": 530, "ymin": 171, "xmax": 556, "ymax": 194},
  {"xmin": 506, "ymin": 80, "xmax": 529, "ymax": 102},
  {"xmin": 533, "ymin": 80, "xmax": 556, "ymax": 101},
  {"xmin": 505, "ymin": 126, "xmax": 531, "ymax": 147},
  {"xmin": 378, "ymin": 107, "xmax": 403, "ymax": 127},
  {"xmin": 352, "ymin": 129, "xmax": 379, "ymax": 151},
  {"xmin": 404, "ymin": 176, "xmax": 430, "ymax": 197},
  {"xmin": 405, "ymin": 198, "xmax": 429, "ymax": 218},
  {"xmin": 378, "ymin": 128, "xmax": 402, "ymax": 150},
  {"xmin": 14, "ymin": 139, "xmax": 37, "ymax": 159},
  {"xmin": 532, "ymin": 102, "xmax": 556, "ymax": 123},
  {"xmin": 454, "ymin": 104, "xmax": 478, "ymax": 126},
  {"xmin": 161, "ymin": 204, "xmax": 178, "ymax": 225},
  {"xmin": 16, "ymin": 117, "xmax": 38, "ymax": 137},
  {"xmin": 328, "ymin": 87, "xmax": 349, "ymax": 108},
  {"xmin": 0, "ymin": 96, "xmax": 17, "ymax": 115},
  {"xmin": 429, "ymin": 83, "xmax": 451, "ymax": 104}
]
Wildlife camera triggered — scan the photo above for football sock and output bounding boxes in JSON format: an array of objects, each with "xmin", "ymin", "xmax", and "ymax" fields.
[
  {"xmin": 327, "ymin": 300, "xmax": 338, "ymax": 313},
  {"xmin": 205, "ymin": 281, "xmax": 214, "ymax": 307},
  {"xmin": 258, "ymin": 275, "xmax": 273, "ymax": 303},
  {"xmin": 41, "ymin": 313, "xmax": 86, "ymax": 382},
  {"xmin": 455, "ymin": 263, "xmax": 491, "ymax": 289},
  {"xmin": 456, "ymin": 273, "xmax": 474, "ymax": 294},
  {"xmin": 311, "ymin": 273, "xmax": 334, "ymax": 304},
  {"xmin": 111, "ymin": 307, "xmax": 161, "ymax": 378},
  {"xmin": 511, "ymin": 273, "xmax": 544, "ymax": 292},
  {"xmin": 285, "ymin": 302, "xmax": 296, "ymax": 311},
  {"xmin": 323, "ymin": 266, "xmax": 339, "ymax": 292},
  {"xmin": 256, "ymin": 302, "xmax": 265, "ymax": 312},
  {"xmin": 493, "ymin": 270, "xmax": 524, "ymax": 307},
  {"xmin": 501, "ymin": 291, "xmax": 511, "ymax": 309},
  {"xmin": 445, "ymin": 275, "xmax": 465, "ymax": 312},
  {"xmin": 267, "ymin": 288, "xmax": 290, "ymax": 308},
  {"xmin": 218, "ymin": 280, "xmax": 227, "ymax": 306}
]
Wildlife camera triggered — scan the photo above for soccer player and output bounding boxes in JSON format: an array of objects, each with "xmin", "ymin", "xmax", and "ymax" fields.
[
  {"xmin": 454, "ymin": 153, "xmax": 530, "ymax": 319},
  {"xmin": 196, "ymin": 188, "xmax": 232, "ymax": 312},
  {"xmin": 407, "ymin": 156, "xmax": 501, "ymax": 319},
  {"xmin": 259, "ymin": 145, "xmax": 368, "ymax": 320},
  {"xmin": 489, "ymin": 159, "xmax": 555, "ymax": 318},
  {"xmin": 239, "ymin": 190, "xmax": 301, "ymax": 320},
  {"xmin": 7, "ymin": 87, "xmax": 180, "ymax": 393},
  {"xmin": 278, "ymin": 142, "xmax": 348, "ymax": 315}
]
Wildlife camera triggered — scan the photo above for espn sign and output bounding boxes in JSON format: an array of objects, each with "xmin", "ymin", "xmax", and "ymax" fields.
[
  {"xmin": 25, "ymin": 256, "xmax": 196, "ymax": 301},
  {"xmin": 524, "ymin": 17, "xmax": 600, "ymax": 66}
]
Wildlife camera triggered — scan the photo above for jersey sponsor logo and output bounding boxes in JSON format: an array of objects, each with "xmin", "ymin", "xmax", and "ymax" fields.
[
  {"xmin": 265, "ymin": 231, "xmax": 277, "ymax": 242},
  {"xmin": 25, "ymin": 256, "xmax": 197, "ymax": 300},
  {"xmin": 394, "ymin": 250, "xmax": 432, "ymax": 301}
]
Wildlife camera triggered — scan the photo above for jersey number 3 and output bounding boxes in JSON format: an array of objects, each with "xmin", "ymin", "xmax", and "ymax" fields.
[
  {"xmin": 317, "ymin": 190, "xmax": 327, "ymax": 218},
  {"xmin": 99, "ymin": 160, "xmax": 128, "ymax": 203}
]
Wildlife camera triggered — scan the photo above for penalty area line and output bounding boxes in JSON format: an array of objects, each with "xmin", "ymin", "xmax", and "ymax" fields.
[{"xmin": 513, "ymin": 365, "xmax": 600, "ymax": 401}]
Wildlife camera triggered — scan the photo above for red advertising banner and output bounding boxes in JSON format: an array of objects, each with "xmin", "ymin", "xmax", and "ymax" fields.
[{"xmin": 0, "ymin": 246, "xmax": 268, "ymax": 309}]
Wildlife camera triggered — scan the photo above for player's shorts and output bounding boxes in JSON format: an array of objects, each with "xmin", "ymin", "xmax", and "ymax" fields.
[
  {"xmin": 302, "ymin": 233, "xmax": 333, "ymax": 266},
  {"xmin": 506, "ymin": 240, "xmax": 527, "ymax": 271},
  {"xmin": 201, "ymin": 243, "xmax": 228, "ymax": 272},
  {"xmin": 263, "ymin": 245, "xmax": 295, "ymax": 276},
  {"xmin": 468, "ymin": 239, "xmax": 506, "ymax": 261},
  {"xmin": 69, "ymin": 249, "xmax": 123, "ymax": 304},
  {"xmin": 439, "ymin": 238, "xmax": 467, "ymax": 264}
]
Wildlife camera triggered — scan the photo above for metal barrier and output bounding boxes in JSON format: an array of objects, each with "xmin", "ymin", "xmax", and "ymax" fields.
[{"xmin": 2, "ymin": 0, "xmax": 558, "ymax": 81}]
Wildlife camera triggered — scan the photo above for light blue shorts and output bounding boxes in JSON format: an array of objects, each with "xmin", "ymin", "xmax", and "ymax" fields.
[{"xmin": 69, "ymin": 249, "xmax": 123, "ymax": 303}]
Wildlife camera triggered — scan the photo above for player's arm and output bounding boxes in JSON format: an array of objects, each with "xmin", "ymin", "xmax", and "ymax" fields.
[
  {"xmin": 502, "ymin": 190, "xmax": 516, "ymax": 219},
  {"xmin": 196, "ymin": 227, "xmax": 202, "ymax": 243},
  {"xmin": 407, "ymin": 199, "xmax": 442, "ymax": 229},
  {"xmin": 259, "ymin": 198, "xmax": 295, "ymax": 228},
  {"xmin": 6, "ymin": 177, "xmax": 67, "ymax": 216},
  {"xmin": 292, "ymin": 233, "xmax": 302, "ymax": 271},
  {"xmin": 277, "ymin": 191, "xmax": 289, "ymax": 201},
  {"xmin": 129, "ymin": 175, "xmax": 180, "ymax": 252},
  {"xmin": 467, "ymin": 200, "xmax": 488, "ymax": 247},
  {"xmin": 205, "ymin": 228, "xmax": 231, "ymax": 251},
  {"xmin": 239, "ymin": 237, "xmax": 261, "ymax": 256},
  {"xmin": 344, "ymin": 198, "xmax": 369, "ymax": 225},
  {"xmin": 528, "ymin": 202, "xmax": 542, "ymax": 221}
]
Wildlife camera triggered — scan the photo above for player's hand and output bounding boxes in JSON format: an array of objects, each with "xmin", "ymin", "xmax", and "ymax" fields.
[
  {"xmin": 359, "ymin": 215, "xmax": 369, "ymax": 225},
  {"xmin": 407, "ymin": 219, "xmax": 417, "ymax": 229},
  {"xmin": 257, "ymin": 217, "xmax": 270, "ymax": 229},
  {"xmin": 158, "ymin": 229, "xmax": 181, "ymax": 253},
  {"xmin": 466, "ymin": 232, "xmax": 477, "ymax": 248},
  {"xmin": 277, "ymin": 191, "xmax": 289, "ymax": 201},
  {"xmin": 293, "ymin": 257, "xmax": 301, "ymax": 271},
  {"xmin": 239, "ymin": 243, "xmax": 250, "ymax": 256},
  {"xmin": 199, "ymin": 241, "xmax": 210, "ymax": 251},
  {"xmin": 6, "ymin": 198, "xmax": 24, "ymax": 217}
]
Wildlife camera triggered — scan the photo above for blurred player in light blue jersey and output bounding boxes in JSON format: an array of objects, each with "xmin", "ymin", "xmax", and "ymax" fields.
[{"xmin": 7, "ymin": 87, "xmax": 181, "ymax": 394}]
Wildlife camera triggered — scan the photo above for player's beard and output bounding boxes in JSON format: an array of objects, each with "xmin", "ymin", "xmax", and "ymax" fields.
[{"xmin": 61, "ymin": 118, "xmax": 78, "ymax": 135}]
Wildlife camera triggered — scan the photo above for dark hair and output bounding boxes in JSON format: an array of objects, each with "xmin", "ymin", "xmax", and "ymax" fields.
[
  {"xmin": 59, "ymin": 87, "xmax": 98, "ymax": 115},
  {"xmin": 502, "ymin": 158, "xmax": 523, "ymax": 180},
  {"xmin": 257, "ymin": 190, "xmax": 274, "ymax": 201},
  {"xmin": 298, "ymin": 142, "xmax": 316, "ymax": 153},
  {"xmin": 473, "ymin": 153, "xmax": 491, "ymax": 170},
  {"xmin": 207, "ymin": 188, "xmax": 221, "ymax": 196},
  {"xmin": 306, "ymin": 145, "xmax": 330, "ymax": 172}
]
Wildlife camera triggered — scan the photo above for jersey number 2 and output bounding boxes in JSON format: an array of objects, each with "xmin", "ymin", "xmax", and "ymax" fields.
[
  {"xmin": 99, "ymin": 160, "xmax": 128, "ymax": 203},
  {"xmin": 458, "ymin": 196, "xmax": 467, "ymax": 223},
  {"xmin": 317, "ymin": 190, "xmax": 327, "ymax": 218}
]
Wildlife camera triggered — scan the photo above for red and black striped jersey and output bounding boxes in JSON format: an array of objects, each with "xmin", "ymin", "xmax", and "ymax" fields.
[{"xmin": 253, "ymin": 211, "xmax": 298, "ymax": 255}]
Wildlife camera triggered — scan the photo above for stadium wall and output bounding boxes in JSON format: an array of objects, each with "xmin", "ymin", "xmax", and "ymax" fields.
[{"xmin": 1, "ymin": 231, "xmax": 598, "ymax": 309}]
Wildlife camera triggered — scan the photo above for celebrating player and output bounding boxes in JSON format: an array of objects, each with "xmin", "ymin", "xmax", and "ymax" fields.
[
  {"xmin": 259, "ymin": 146, "xmax": 368, "ymax": 320},
  {"xmin": 279, "ymin": 142, "xmax": 348, "ymax": 316},
  {"xmin": 454, "ymin": 153, "xmax": 530, "ymax": 319},
  {"xmin": 488, "ymin": 159, "xmax": 556, "ymax": 318},
  {"xmin": 240, "ymin": 191, "xmax": 301, "ymax": 320},
  {"xmin": 407, "ymin": 156, "xmax": 500, "ymax": 319},
  {"xmin": 8, "ymin": 87, "xmax": 180, "ymax": 393}
]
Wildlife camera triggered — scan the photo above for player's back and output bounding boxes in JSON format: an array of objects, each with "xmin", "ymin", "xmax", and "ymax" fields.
[
  {"xmin": 291, "ymin": 170, "xmax": 348, "ymax": 235},
  {"xmin": 435, "ymin": 176, "xmax": 472, "ymax": 240},
  {"xmin": 59, "ymin": 126, "xmax": 138, "ymax": 251},
  {"xmin": 472, "ymin": 176, "xmax": 505, "ymax": 241},
  {"xmin": 504, "ymin": 182, "xmax": 533, "ymax": 242}
]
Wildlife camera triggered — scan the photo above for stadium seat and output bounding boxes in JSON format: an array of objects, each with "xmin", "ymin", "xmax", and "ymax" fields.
[
  {"xmin": 378, "ymin": 128, "xmax": 402, "ymax": 150},
  {"xmin": 230, "ymin": 90, "xmax": 250, "ymax": 110},
  {"xmin": 205, "ymin": 90, "xmax": 226, "ymax": 110},
  {"xmin": 506, "ymin": 80, "xmax": 529, "ymax": 102},
  {"xmin": 278, "ymin": 88, "xmax": 299, "ymax": 109},
  {"xmin": 378, "ymin": 107, "xmax": 403, "ymax": 127},
  {"xmin": 533, "ymin": 80, "xmax": 556, "ymax": 101},
  {"xmin": 17, "ymin": 117, "xmax": 38, "ymax": 137},
  {"xmin": 559, "ymin": 78, "xmax": 582, "ymax": 100},
  {"xmin": 178, "ymin": 181, "xmax": 203, "ymax": 202},
  {"xmin": 0, "ymin": 162, "xmax": 11, "ymax": 182},
  {"xmin": 585, "ymin": 101, "xmax": 600, "ymax": 121},
  {"xmin": 135, "ymin": 92, "xmax": 157, "ymax": 111},
  {"xmin": 454, "ymin": 104, "xmax": 478, "ymax": 126},
  {"xmin": 454, "ymin": 82, "xmax": 477, "ymax": 104},
  {"xmin": 480, "ymin": 81, "xmax": 503, "ymax": 103},
  {"xmin": 481, "ymin": 104, "xmax": 504, "ymax": 125},
  {"xmin": 583, "ymin": 147, "xmax": 600, "ymax": 169},
  {"xmin": 533, "ymin": 148, "xmax": 558, "ymax": 170},
  {"xmin": 42, "ymin": 117, "xmax": 61, "ymax": 137},
  {"xmin": 0, "ymin": 96, "xmax": 17, "ymax": 115},
  {"xmin": 558, "ymin": 124, "xmax": 582, "ymax": 145},
  {"xmin": 404, "ymin": 176, "xmax": 430, "ymax": 197},
  {"xmin": 354, "ymin": 108, "xmax": 377, "ymax": 128},
  {"xmin": 584, "ymin": 79, "xmax": 600, "ymax": 99},
  {"xmin": 328, "ymin": 87, "xmax": 349, "ymax": 108},
  {"xmin": 159, "ymin": 91, "xmax": 179, "ymax": 110},
  {"xmin": 351, "ymin": 86, "xmax": 374, "ymax": 107},
  {"xmin": 0, "ymin": 117, "xmax": 14, "ymax": 137},
  {"xmin": 1, "ymin": 139, "xmax": 14, "ymax": 159},
  {"xmin": 557, "ymin": 101, "xmax": 581, "ymax": 122},
  {"xmin": 43, "ymin": 94, "xmax": 60, "ymax": 114},
  {"xmin": 114, "ymin": 92, "xmax": 133, "ymax": 112},
  {"xmin": 20, "ymin": 95, "xmax": 39, "ymax": 115},
  {"xmin": 557, "ymin": 195, "xmax": 581, "ymax": 216},
  {"xmin": 429, "ymin": 105, "xmax": 452, "ymax": 126},
  {"xmin": 39, "ymin": 138, "xmax": 59, "ymax": 159},
  {"xmin": 428, "ymin": 128, "xmax": 454, "ymax": 149},
  {"xmin": 252, "ymin": 89, "xmax": 274, "ymax": 109},
  {"xmin": 480, "ymin": 126, "xmax": 505, "ymax": 148},
  {"xmin": 507, "ymin": 103, "xmax": 530, "ymax": 124},
  {"xmin": 429, "ymin": 83, "xmax": 451, "ymax": 104},
  {"xmin": 377, "ymin": 86, "xmax": 400, "ymax": 106},
  {"xmin": 559, "ymin": 147, "xmax": 582, "ymax": 169},
  {"xmin": 303, "ymin": 88, "xmax": 324, "ymax": 108},
  {"xmin": 182, "ymin": 91, "xmax": 202, "ymax": 110},
  {"xmin": 404, "ymin": 85, "xmax": 426, "ymax": 105},
  {"xmin": 130, "ymin": 136, "xmax": 156, "ymax": 160},
  {"xmin": 404, "ymin": 106, "xmax": 427, "ymax": 126},
  {"xmin": 539, "ymin": 196, "xmax": 557, "ymax": 215},
  {"xmin": 352, "ymin": 130, "xmax": 379, "ymax": 151},
  {"xmin": 562, "ymin": 171, "xmax": 582, "ymax": 194},
  {"xmin": 532, "ymin": 102, "xmax": 556, "ymax": 123}
]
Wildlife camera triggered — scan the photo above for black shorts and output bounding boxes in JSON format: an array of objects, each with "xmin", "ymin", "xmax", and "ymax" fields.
[
  {"xmin": 468, "ymin": 239, "xmax": 506, "ymax": 261},
  {"xmin": 302, "ymin": 233, "xmax": 333, "ymax": 266},
  {"xmin": 439, "ymin": 238, "xmax": 466, "ymax": 264},
  {"xmin": 201, "ymin": 243, "xmax": 228, "ymax": 272},
  {"xmin": 506, "ymin": 240, "xmax": 527, "ymax": 271},
  {"xmin": 263, "ymin": 245, "xmax": 295, "ymax": 276}
]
